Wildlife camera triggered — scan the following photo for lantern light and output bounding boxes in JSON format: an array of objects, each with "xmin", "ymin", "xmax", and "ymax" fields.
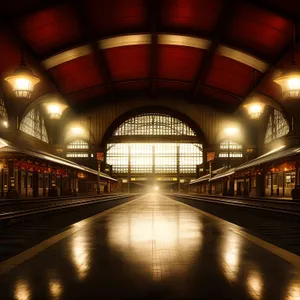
[
  {"xmin": 273, "ymin": 24, "xmax": 300, "ymax": 100},
  {"xmin": 5, "ymin": 52, "xmax": 40, "ymax": 99},
  {"xmin": 71, "ymin": 127, "xmax": 84, "ymax": 136},
  {"xmin": 224, "ymin": 127, "xmax": 239, "ymax": 137},
  {"xmin": 45, "ymin": 103, "xmax": 67, "ymax": 119},
  {"xmin": 2, "ymin": 120, "xmax": 8, "ymax": 128},
  {"xmin": 244, "ymin": 102, "xmax": 265, "ymax": 119},
  {"xmin": 244, "ymin": 70, "xmax": 265, "ymax": 119},
  {"xmin": 274, "ymin": 66, "xmax": 300, "ymax": 100}
]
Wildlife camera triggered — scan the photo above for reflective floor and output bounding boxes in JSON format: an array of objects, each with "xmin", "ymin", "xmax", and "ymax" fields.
[{"xmin": 0, "ymin": 193, "xmax": 300, "ymax": 299}]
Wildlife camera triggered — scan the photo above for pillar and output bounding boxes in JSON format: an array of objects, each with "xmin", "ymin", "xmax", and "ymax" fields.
[
  {"xmin": 128, "ymin": 145, "xmax": 131, "ymax": 193},
  {"xmin": 256, "ymin": 172, "xmax": 265, "ymax": 197},
  {"xmin": 177, "ymin": 145, "xmax": 180, "ymax": 192},
  {"xmin": 270, "ymin": 171, "xmax": 273, "ymax": 196},
  {"xmin": 7, "ymin": 160, "xmax": 18, "ymax": 199},
  {"xmin": 32, "ymin": 171, "xmax": 39, "ymax": 198}
]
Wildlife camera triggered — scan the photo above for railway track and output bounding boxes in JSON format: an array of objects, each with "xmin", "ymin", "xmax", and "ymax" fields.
[
  {"xmin": 169, "ymin": 193, "xmax": 300, "ymax": 219},
  {"xmin": 168, "ymin": 193, "xmax": 300, "ymax": 256},
  {"xmin": 0, "ymin": 193, "xmax": 139, "ymax": 262},
  {"xmin": 0, "ymin": 193, "xmax": 137, "ymax": 225}
]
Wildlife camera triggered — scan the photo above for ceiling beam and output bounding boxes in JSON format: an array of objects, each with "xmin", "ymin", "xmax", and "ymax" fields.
[
  {"xmin": 191, "ymin": 0, "xmax": 238, "ymax": 102},
  {"xmin": 73, "ymin": 0, "xmax": 116, "ymax": 102}
]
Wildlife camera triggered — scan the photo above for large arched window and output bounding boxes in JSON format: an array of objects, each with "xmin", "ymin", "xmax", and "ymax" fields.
[
  {"xmin": 107, "ymin": 113, "xmax": 202, "ymax": 175},
  {"xmin": 114, "ymin": 113, "xmax": 196, "ymax": 136},
  {"xmin": 20, "ymin": 107, "xmax": 48, "ymax": 143},
  {"xmin": 264, "ymin": 109, "xmax": 289, "ymax": 144}
]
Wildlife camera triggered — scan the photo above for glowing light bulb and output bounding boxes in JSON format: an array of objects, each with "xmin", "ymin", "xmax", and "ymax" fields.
[
  {"xmin": 71, "ymin": 127, "xmax": 84, "ymax": 136},
  {"xmin": 224, "ymin": 127, "xmax": 239, "ymax": 137},
  {"xmin": 3, "ymin": 120, "xmax": 8, "ymax": 128},
  {"xmin": 15, "ymin": 77, "xmax": 31, "ymax": 90},
  {"xmin": 246, "ymin": 102, "xmax": 264, "ymax": 119},
  {"xmin": 287, "ymin": 77, "xmax": 300, "ymax": 90}
]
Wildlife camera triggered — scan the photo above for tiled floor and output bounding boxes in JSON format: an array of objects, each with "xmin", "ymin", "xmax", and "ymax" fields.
[{"xmin": 0, "ymin": 193, "xmax": 300, "ymax": 299}]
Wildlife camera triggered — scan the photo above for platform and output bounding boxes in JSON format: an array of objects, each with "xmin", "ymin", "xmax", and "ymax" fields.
[{"xmin": 0, "ymin": 194, "xmax": 300, "ymax": 299}]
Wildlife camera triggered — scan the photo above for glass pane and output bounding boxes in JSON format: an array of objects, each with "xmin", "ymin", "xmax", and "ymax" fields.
[{"xmin": 20, "ymin": 107, "xmax": 49, "ymax": 143}]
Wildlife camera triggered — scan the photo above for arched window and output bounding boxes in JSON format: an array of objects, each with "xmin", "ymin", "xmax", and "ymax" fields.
[
  {"xmin": 66, "ymin": 140, "xmax": 90, "ymax": 158},
  {"xmin": 114, "ymin": 113, "xmax": 196, "ymax": 136},
  {"xmin": 20, "ymin": 107, "xmax": 48, "ymax": 143},
  {"xmin": 264, "ymin": 109, "xmax": 289, "ymax": 144},
  {"xmin": 219, "ymin": 140, "xmax": 243, "ymax": 158},
  {"xmin": 0, "ymin": 98, "xmax": 8, "ymax": 120},
  {"xmin": 107, "ymin": 113, "xmax": 202, "ymax": 175}
]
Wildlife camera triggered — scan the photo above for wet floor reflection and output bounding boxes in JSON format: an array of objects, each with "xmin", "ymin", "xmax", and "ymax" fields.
[
  {"xmin": 285, "ymin": 275, "xmax": 300, "ymax": 300},
  {"xmin": 14, "ymin": 279, "xmax": 31, "ymax": 300},
  {"xmin": 107, "ymin": 194, "xmax": 203, "ymax": 279},
  {"xmin": 2, "ymin": 193, "xmax": 300, "ymax": 299},
  {"xmin": 220, "ymin": 229, "xmax": 243, "ymax": 283},
  {"xmin": 49, "ymin": 279, "xmax": 62, "ymax": 299},
  {"xmin": 70, "ymin": 231, "xmax": 90, "ymax": 280},
  {"xmin": 247, "ymin": 268, "xmax": 263, "ymax": 300}
]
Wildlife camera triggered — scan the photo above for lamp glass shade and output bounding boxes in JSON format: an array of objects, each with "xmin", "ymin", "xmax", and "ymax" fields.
[
  {"xmin": 244, "ymin": 102, "xmax": 265, "ymax": 119},
  {"xmin": 5, "ymin": 66, "xmax": 40, "ymax": 99},
  {"xmin": 274, "ymin": 67, "xmax": 300, "ymax": 100}
]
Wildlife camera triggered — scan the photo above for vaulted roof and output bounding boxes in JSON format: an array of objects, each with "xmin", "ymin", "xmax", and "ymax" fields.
[{"xmin": 0, "ymin": 0, "xmax": 299, "ymax": 113}]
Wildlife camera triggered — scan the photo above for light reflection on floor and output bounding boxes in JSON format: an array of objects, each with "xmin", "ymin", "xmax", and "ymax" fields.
[
  {"xmin": 107, "ymin": 194, "xmax": 203, "ymax": 280},
  {"xmin": 5, "ymin": 193, "xmax": 300, "ymax": 299}
]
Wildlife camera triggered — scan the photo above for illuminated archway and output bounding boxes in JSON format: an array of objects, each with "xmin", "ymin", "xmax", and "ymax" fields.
[{"xmin": 106, "ymin": 112, "xmax": 203, "ymax": 176}]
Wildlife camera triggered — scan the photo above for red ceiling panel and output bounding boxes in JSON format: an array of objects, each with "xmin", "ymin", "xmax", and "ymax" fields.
[
  {"xmin": 205, "ymin": 55, "xmax": 261, "ymax": 97},
  {"xmin": 50, "ymin": 54, "xmax": 104, "ymax": 94},
  {"xmin": 104, "ymin": 45, "xmax": 150, "ymax": 82},
  {"xmin": 226, "ymin": 3, "xmax": 292, "ymax": 61},
  {"xmin": 161, "ymin": 0, "xmax": 223, "ymax": 34},
  {"xmin": 258, "ymin": 80, "xmax": 282, "ymax": 101},
  {"xmin": 86, "ymin": 0, "xmax": 147, "ymax": 36},
  {"xmin": 70, "ymin": 87, "xmax": 109, "ymax": 103},
  {"xmin": 15, "ymin": 5, "xmax": 82, "ymax": 55},
  {"xmin": 115, "ymin": 81, "xmax": 150, "ymax": 92},
  {"xmin": 201, "ymin": 87, "xmax": 241, "ymax": 105},
  {"xmin": 0, "ymin": 0, "xmax": 42, "ymax": 14},
  {"xmin": 0, "ymin": 31, "xmax": 23, "ymax": 78},
  {"xmin": 260, "ymin": 0, "xmax": 300, "ymax": 16},
  {"xmin": 157, "ymin": 81, "xmax": 192, "ymax": 92},
  {"xmin": 157, "ymin": 45, "xmax": 204, "ymax": 82}
]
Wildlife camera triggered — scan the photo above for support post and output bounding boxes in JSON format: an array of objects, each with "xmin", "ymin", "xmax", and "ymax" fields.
[
  {"xmin": 128, "ymin": 145, "xmax": 131, "ymax": 194},
  {"xmin": 97, "ymin": 160, "xmax": 101, "ymax": 194},
  {"xmin": 177, "ymin": 145, "xmax": 180, "ymax": 192}
]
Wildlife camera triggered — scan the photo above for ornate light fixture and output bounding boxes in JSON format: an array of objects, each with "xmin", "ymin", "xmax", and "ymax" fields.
[
  {"xmin": 244, "ymin": 101, "xmax": 265, "ymax": 119},
  {"xmin": 274, "ymin": 24, "xmax": 300, "ymax": 100},
  {"xmin": 71, "ymin": 127, "xmax": 84, "ymax": 136},
  {"xmin": 45, "ymin": 103, "xmax": 67, "ymax": 119},
  {"xmin": 5, "ymin": 51, "xmax": 40, "ymax": 99},
  {"xmin": 244, "ymin": 70, "xmax": 265, "ymax": 119},
  {"xmin": 224, "ymin": 127, "xmax": 239, "ymax": 137}
]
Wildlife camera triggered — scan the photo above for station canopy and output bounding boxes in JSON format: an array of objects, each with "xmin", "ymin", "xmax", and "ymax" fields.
[{"xmin": 0, "ymin": 0, "xmax": 298, "ymax": 112}]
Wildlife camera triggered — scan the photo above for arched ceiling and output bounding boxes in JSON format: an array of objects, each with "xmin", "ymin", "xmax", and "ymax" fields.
[{"xmin": 0, "ymin": 0, "xmax": 299, "ymax": 113}]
